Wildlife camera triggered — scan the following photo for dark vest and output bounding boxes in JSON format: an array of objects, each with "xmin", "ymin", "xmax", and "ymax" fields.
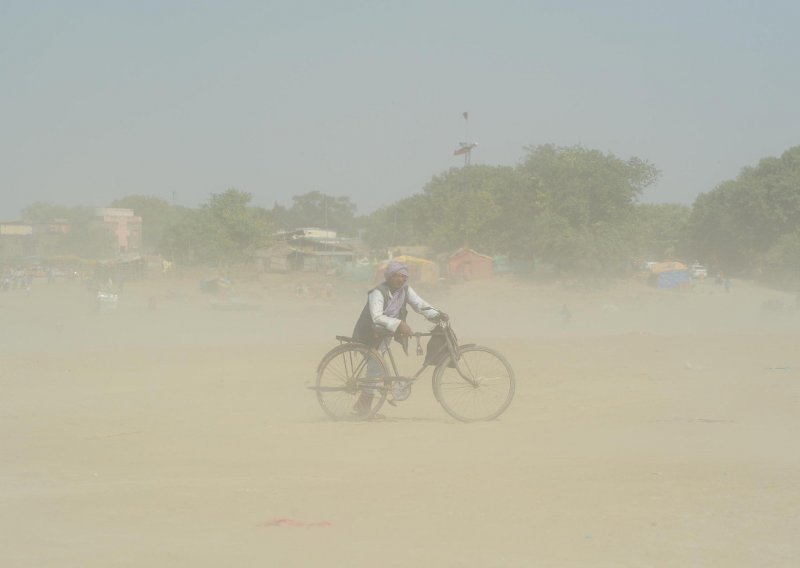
[{"xmin": 352, "ymin": 282, "xmax": 408, "ymax": 348}]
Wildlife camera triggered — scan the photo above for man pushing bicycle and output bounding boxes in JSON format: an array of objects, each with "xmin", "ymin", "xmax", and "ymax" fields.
[
  {"xmin": 350, "ymin": 261, "xmax": 445, "ymax": 416},
  {"xmin": 313, "ymin": 261, "xmax": 514, "ymax": 421}
]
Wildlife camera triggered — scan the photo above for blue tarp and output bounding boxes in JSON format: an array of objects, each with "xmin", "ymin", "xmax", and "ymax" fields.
[{"xmin": 657, "ymin": 270, "xmax": 690, "ymax": 289}]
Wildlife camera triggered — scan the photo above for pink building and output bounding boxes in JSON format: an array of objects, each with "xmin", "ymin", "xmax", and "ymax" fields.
[{"xmin": 92, "ymin": 208, "xmax": 143, "ymax": 253}]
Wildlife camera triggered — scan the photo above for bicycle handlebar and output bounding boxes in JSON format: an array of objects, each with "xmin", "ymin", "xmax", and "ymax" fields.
[{"xmin": 374, "ymin": 318, "xmax": 449, "ymax": 339}]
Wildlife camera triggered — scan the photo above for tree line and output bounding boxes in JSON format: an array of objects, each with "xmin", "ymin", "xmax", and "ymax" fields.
[{"xmin": 16, "ymin": 144, "xmax": 800, "ymax": 286}]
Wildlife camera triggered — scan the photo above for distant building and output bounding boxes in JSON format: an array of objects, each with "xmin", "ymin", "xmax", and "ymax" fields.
[
  {"xmin": 448, "ymin": 247, "xmax": 493, "ymax": 280},
  {"xmin": 91, "ymin": 208, "xmax": 143, "ymax": 253},
  {"xmin": 282, "ymin": 227, "xmax": 338, "ymax": 240},
  {"xmin": 0, "ymin": 221, "xmax": 34, "ymax": 258},
  {"xmin": 258, "ymin": 227, "xmax": 362, "ymax": 272},
  {"xmin": 44, "ymin": 219, "xmax": 70, "ymax": 235},
  {"xmin": 0, "ymin": 221, "xmax": 33, "ymax": 237}
]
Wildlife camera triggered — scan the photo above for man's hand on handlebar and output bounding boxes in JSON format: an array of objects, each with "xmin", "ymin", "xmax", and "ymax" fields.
[
  {"xmin": 430, "ymin": 311, "xmax": 449, "ymax": 323},
  {"xmin": 397, "ymin": 321, "xmax": 413, "ymax": 338}
]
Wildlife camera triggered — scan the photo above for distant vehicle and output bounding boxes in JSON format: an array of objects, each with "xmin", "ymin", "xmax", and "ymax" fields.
[
  {"xmin": 96, "ymin": 290, "xmax": 118, "ymax": 313},
  {"xmin": 690, "ymin": 264, "xmax": 708, "ymax": 278}
]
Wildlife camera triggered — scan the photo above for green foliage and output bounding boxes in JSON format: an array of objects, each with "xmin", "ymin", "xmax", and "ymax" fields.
[
  {"xmin": 689, "ymin": 145, "xmax": 800, "ymax": 275},
  {"xmin": 161, "ymin": 189, "xmax": 273, "ymax": 265},
  {"xmin": 270, "ymin": 191, "xmax": 358, "ymax": 235},
  {"xmin": 20, "ymin": 203, "xmax": 116, "ymax": 258},
  {"xmin": 26, "ymin": 142, "xmax": 800, "ymax": 284},
  {"xmin": 421, "ymin": 166, "xmax": 514, "ymax": 252},
  {"xmin": 62, "ymin": 219, "xmax": 117, "ymax": 259},
  {"xmin": 21, "ymin": 202, "xmax": 78, "ymax": 224},
  {"xmin": 763, "ymin": 231, "xmax": 800, "ymax": 288},
  {"xmin": 631, "ymin": 203, "xmax": 691, "ymax": 260},
  {"xmin": 362, "ymin": 145, "xmax": 659, "ymax": 275},
  {"xmin": 514, "ymin": 145, "xmax": 660, "ymax": 273},
  {"xmin": 361, "ymin": 166, "xmax": 516, "ymax": 253},
  {"xmin": 360, "ymin": 194, "xmax": 428, "ymax": 250}
]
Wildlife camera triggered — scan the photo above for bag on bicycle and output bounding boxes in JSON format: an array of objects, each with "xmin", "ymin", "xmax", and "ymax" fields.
[{"xmin": 424, "ymin": 327, "xmax": 455, "ymax": 367}]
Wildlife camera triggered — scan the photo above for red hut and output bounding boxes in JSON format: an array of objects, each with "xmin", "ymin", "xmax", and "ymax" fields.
[{"xmin": 448, "ymin": 248, "xmax": 493, "ymax": 280}]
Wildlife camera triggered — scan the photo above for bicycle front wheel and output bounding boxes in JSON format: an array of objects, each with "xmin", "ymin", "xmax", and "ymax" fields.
[
  {"xmin": 433, "ymin": 345, "xmax": 515, "ymax": 422},
  {"xmin": 315, "ymin": 344, "xmax": 388, "ymax": 420}
]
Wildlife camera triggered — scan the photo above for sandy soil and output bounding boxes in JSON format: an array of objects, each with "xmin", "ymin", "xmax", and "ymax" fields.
[{"xmin": 2, "ymin": 273, "xmax": 799, "ymax": 567}]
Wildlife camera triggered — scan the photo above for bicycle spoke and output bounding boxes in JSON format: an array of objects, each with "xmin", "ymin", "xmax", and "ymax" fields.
[{"xmin": 316, "ymin": 345, "xmax": 388, "ymax": 420}]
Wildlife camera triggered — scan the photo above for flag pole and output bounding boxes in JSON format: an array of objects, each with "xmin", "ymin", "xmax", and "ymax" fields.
[{"xmin": 463, "ymin": 111, "xmax": 469, "ymax": 165}]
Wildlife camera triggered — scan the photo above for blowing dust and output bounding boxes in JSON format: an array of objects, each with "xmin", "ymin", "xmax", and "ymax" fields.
[{"xmin": 2, "ymin": 272, "xmax": 799, "ymax": 567}]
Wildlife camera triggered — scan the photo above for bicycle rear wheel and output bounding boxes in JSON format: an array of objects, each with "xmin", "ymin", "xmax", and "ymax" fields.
[
  {"xmin": 315, "ymin": 344, "xmax": 388, "ymax": 420},
  {"xmin": 433, "ymin": 345, "xmax": 515, "ymax": 422}
]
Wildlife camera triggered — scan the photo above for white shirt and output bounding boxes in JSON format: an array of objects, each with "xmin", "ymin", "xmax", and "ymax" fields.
[{"xmin": 367, "ymin": 285, "xmax": 439, "ymax": 334}]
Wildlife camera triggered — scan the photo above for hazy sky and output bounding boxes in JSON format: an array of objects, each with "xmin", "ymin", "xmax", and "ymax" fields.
[{"xmin": 1, "ymin": 0, "xmax": 798, "ymax": 220}]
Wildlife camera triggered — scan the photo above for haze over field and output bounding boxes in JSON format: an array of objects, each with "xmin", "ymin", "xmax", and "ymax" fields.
[{"xmin": 2, "ymin": 272, "xmax": 800, "ymax": 566}]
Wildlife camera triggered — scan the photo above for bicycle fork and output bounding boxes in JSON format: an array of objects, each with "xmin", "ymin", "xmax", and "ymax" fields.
[{"xmin": 444, "ymin": 334, "xmax": 480, "ymax": 387}]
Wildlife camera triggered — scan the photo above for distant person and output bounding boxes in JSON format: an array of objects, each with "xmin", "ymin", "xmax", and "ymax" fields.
[
  {"xmin": 22, "ymin": 272, "xmax": 32, "ymax": 295},
  {"xmin": 560, "ymin": 304, "xmax": 572, "ymax": 327},
  {"xmin": 724, "ymin": 277, "xmax": 732, "ymax": 293},
  {"xmin": 350, "ymin": 261, "xmax": 444, "ymax": 417}
]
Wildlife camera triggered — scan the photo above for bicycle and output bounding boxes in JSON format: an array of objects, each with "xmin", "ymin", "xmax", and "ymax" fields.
[{"xmin": 311, "ymin": 319, "xmax": 515, "ymax": 422}]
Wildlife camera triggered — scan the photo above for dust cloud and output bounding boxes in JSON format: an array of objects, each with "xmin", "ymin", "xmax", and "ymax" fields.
[{"xmin": 2, "ymin": 270, "xmax": 799, "ymax": 566}]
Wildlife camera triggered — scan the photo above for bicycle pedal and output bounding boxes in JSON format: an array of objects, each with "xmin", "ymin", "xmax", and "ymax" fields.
[{"xmin": 386, "ymin": 399, "xmax": 397, "ymax": 407}]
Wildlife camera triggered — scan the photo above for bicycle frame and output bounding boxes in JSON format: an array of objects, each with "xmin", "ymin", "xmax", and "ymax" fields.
[{"xmin": 367, "ymin": 321, "xmax": 477, "ymax": 387}]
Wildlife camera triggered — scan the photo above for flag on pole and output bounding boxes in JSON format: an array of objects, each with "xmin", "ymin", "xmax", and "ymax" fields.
[
  {"xmin": 453, "ymin": 142, "xmax": 477, "ymax": 156},
  {"xmin": 462, "ymin": 111, "xmax": 468, "ymax": 120}
]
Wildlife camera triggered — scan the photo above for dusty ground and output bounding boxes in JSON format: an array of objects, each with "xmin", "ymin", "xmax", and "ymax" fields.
[{"xmin": 2, "ymin": 272, "xmax": 799, "ymax": 567}]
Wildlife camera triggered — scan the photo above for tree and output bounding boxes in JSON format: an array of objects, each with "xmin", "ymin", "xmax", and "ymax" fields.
[
  {"xmin": 361, "ymin": 194, "xmax": 429, "ymax": 250},
  {"xmin": 511, "ymin": 145, "xmax": 660, "ymax": 273},
  {"xmin": 60, "ymin": 208, "xmax": 117, "ymax": 258},
  {"xmin": 161, "ymin": 189, "xmax": 273, "ymax": 265},
  {"xmin": 271, "ymin": 191, "xmax": 358, "ymax": 235},
  {"xmin": 689, "ymin": 145, "xmax": 800, "ymax": 276},
  {"xmin": 631, "ymin": 203, "xmax": 691, "ymax": 260},
  {"xmin": 360, "ymin": 166, "xmax": 515, "ymax": 253},
  {"xmin": 419, "ymin": 165, "xmax": 513, "ymax": 252},
  {"xmin": 763, "ymin": 231, "xmax": 800, "ymax": 288},
  {"xmin": 361, "ymin": 145, "xmax": 659, "ymax": 275},
  {"xmin": 20, "ymin": 202, "xmax": 116, "ymax": 258},
  {"xmin": 21, "ymin": 202, "xmax": 76, "ymax": 224}
]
